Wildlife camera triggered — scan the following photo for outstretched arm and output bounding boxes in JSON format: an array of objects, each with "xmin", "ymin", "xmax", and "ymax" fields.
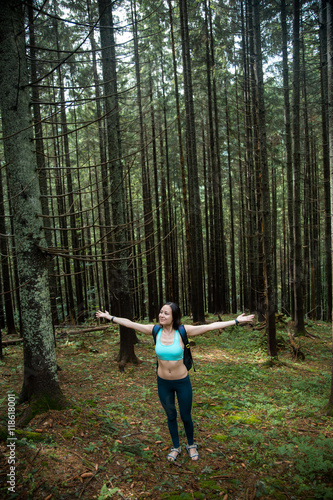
[
  {"xmin": 96, "ymin": 310, "xmax": 154, "ymax": 335},
  {"xmin": 184, "ymin": 313, "xmax": 255, "ymax": 337}
]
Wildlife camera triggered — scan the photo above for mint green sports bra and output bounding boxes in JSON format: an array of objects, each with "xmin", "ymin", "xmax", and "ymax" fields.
[{"xmin": 155, "ymin": 328, "xmax": 184, "ymax": 361}]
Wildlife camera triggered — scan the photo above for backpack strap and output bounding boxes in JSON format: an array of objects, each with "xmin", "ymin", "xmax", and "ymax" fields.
[
  {"xmin": 179, "ymin": 325, "xmax": 195, "ymax": 372},
  {"xmin": 152, "ymin": 324, "xmax": 161, "ymax": 343},
  {"xmin": 178, "ymin": 324, "xmax": 188, "ymax": 344}
]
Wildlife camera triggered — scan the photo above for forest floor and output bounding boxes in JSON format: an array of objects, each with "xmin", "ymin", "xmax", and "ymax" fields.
[{"xmin": 0, "ymin": 315, "xmax": 333, "ymax": 500}]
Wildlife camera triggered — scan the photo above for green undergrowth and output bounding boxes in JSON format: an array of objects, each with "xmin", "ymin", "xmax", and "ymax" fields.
[{"xmin": 0, "ymin": 315, "xmax": 333, "ymax": 499}]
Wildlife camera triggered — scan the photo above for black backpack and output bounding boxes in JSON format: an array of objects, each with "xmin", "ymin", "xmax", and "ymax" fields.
[{"xmin": 152, "ymin": 324, "xmax": 195, "ymax": 371}]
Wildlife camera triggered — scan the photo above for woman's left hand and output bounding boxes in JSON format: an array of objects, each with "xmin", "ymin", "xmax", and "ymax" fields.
[{"xmin": 96, "ymin": 310, "xmax": 110, "ymax": 320}]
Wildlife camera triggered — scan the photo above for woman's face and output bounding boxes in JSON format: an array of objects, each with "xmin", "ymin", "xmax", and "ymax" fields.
[{"xmin": 159, "ymin": 304, "xmax": 173, "ymax": 327}]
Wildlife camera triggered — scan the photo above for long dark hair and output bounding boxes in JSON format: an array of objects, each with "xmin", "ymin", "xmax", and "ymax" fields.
[{"xmin": 164, "ymin": 302, "xmax": 182, "ymax": 330}]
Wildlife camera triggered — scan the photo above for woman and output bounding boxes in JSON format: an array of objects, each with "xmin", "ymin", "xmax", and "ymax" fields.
[{"xmin": 96, "ymin": 303, "xmax": 254, "ymax": 462}]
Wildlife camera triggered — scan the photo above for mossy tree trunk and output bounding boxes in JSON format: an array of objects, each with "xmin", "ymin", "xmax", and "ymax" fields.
[{"xmin": 0, "ymin": 0, "xmax": 67, "ymax": 423}]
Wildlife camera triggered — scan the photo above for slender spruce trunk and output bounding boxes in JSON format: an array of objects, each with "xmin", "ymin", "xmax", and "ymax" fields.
[
  {"xmin": 326, "ymin": 0, "xmax": 333, "ymax": 415},
  {"xmin": 292, "ymin": 0, "xmax": 306, "ymax": 335},
  {"xmin": 252, "ymin": 0, "xmax": 277, "ymax": 356},
  {"xmin": 179, "ymin": 0, "xmax": 205, "ymax": 323},
  {"xmin": 131, "ymin": 0, "xmax": 158, "ymax": 320},
  {"xmin": 281, "ymin": 0, "xmax": 294, "ymax": 318},
  {"xmin": 98, "ymin": 0, "xmax": 138, "ymax": 370},
  {"xmin": 320, "ymin": 0, "xmax": 332, "ymax": 321}
]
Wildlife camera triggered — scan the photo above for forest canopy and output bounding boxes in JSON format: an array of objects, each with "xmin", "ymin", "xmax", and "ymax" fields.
[{"xmin": 0, "ymin": 0, "xmax": 332, "ymax": 341}]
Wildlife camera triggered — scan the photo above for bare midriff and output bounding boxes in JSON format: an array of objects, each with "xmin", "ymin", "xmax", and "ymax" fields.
[{"xmin": 157, "ymin": 358, "xmax": 188, "ymax": 380}]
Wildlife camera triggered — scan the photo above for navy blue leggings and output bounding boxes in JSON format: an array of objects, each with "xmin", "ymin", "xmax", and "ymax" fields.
[{"xmin": 157, "ymin": 374, "xmax": 194, "ymax": 448}]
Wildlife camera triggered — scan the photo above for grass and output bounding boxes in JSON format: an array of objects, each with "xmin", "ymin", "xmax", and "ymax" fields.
[{"xmin": 0, "ymin": 315, "xmax": 332, "ymax": 499}]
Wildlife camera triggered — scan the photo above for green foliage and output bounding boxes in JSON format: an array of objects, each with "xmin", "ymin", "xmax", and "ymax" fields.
[
  {"xmin": 82, "ymin": 440, "xmax": 102, "ymax": 453},
  {"xmin": 98, "ymin": 484, "xmax": 121, "ymax": 499},
  {"xmin": 277, "ymin": 435, "xmax": 333, "ymax": 480},
  {"xmin": 100, "ymin": 416, "xmax": 119, "ymax": 436}
]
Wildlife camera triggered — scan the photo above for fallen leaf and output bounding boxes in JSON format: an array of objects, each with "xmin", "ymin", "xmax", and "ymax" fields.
[{"xmin": 81, "ymin": 472, "xmax": 94, "ymax": 478}]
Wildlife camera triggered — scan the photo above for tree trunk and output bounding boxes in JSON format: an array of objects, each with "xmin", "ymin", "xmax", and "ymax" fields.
[
  {"xmin": 160, "ymin": 130, "xmax": 173, "ymax": 302},
  {"xmin": 53, "ymin": 11, "xmax": 85, "ymax": 323},
  {"xmin": 225, "ymin": 79, "xmax": 237, "ymax": 314},
  {"xmin": 168, "ymin": 0, "xmax": 190, "ymax": 310},
  {"xmin": 320, "ymin": 0, "xmax": 332, "ymax": 321},
  {"xmin": 28, "ymin": 0, "xmax": 59, "ymax": 326},
  {"xmin": 249, "ymin": 0, "xmax": 265, "ymax": 320},
  {"xmin": 131, "ymin": 0, "xmax": 158, "ymax": 321},
  {"xmin": 252, "ymin": 0, "xmax": 277, "ymax": 356},
  {"xmin": 179, "ymin": 0, "xmax": 205, "ymax": 323},
  {"xmin": 0, "ymin": 168, "xmax": 16, "ymax": 335},
  {"xmin": 281, "ymin": 0, "xmax": 294, "ymax": 318},
  {"xmin": 204, "ymin": 0, "xmax": 228, "ymax": 314},
  {"xmin": 162, "ymin": 71, "xmax": 180, "ymax": 307},
  {"xmin": 292, "ymin": 0, "xmax": 306, "ymax": 335},
  {"xmin": 235, "ymin": 71, "xmax": 247, "ymax": 311},
  {"xmin": 98, "ymin": 0, "xmax": 138, "ymax": 369},
  {"xmin": 326, "ymin": 0, "xmax": 333, "ymax": 416},
  {"xmin": 0, "ymin": 0, "xmax": 67, "ymax": 422},
  {"xmin": 87, "ymin": 0, "xmax": 109, "ymax": 312},
  {"xmin": 150, "ymin": 75, "xmax": 163, "ymax": 310},
  {"xmin": 241, "ymin": 0, "xmax": 258, "ymax": 316}
]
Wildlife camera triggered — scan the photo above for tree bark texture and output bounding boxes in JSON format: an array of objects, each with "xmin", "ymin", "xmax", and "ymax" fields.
[
  {"xmin": 327, "ymin": 0, "xmax": 333, "ymax": 413},
  {"xmin": 292, "ymin": 0, "xmax": 306, "ymax": 335},
  {"xmin": 0, "ymin": 0, "xmax": 66, "ymax": 418},
  {"xmin": 252, "ymin": 0, "xmax": 277, "ymax": 356},
  {"xmin": 98, "ymin": 0, "xmax": 138, "ymax": 368},
  {"xmin": 179, "ymin": 0, "xmax": 205, "ymax": 322},
  {"xmin": 281, "ymin": 0, "xmax": 294, "ymax": 318}
]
